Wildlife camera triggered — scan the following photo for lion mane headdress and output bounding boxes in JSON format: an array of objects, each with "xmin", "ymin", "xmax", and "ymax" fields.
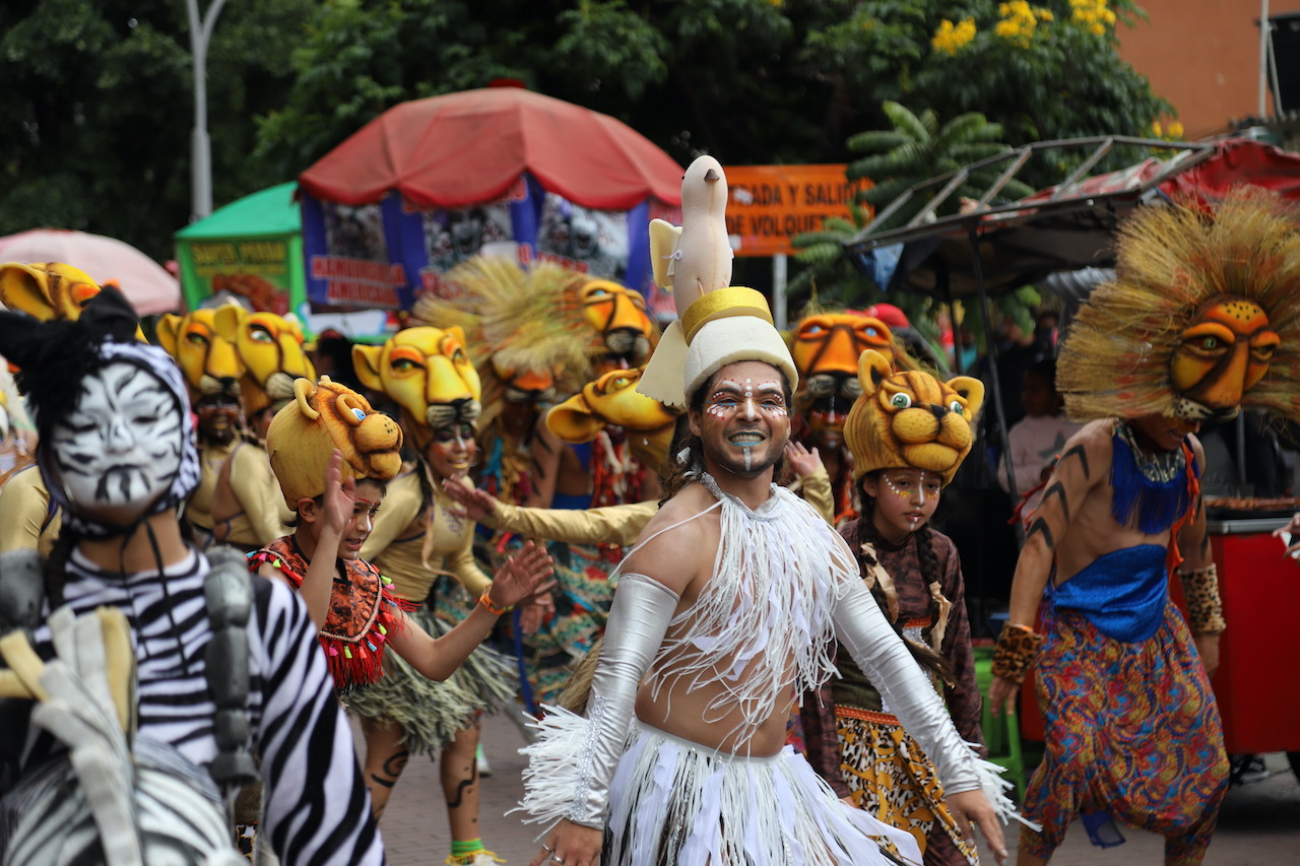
[
  {"xmin": 1058, "ymin": 187, "xmax": 1300, "ymax": 424},
  {"xmin": 412, "ymin": 257, "xmax": 597, "ymax": 417}
]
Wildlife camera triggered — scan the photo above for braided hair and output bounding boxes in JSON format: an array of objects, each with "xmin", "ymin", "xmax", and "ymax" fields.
[{"xmin": 856, "ymin": 473, "xmax": 954, "ymax": 685}]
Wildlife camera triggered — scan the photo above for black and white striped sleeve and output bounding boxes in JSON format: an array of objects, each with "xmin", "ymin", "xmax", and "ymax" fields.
[{"xmin": 250, "ymin": 578, "xmax": 386, "ymax": 865}]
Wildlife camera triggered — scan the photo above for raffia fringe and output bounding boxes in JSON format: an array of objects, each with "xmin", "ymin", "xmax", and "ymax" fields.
[
  {"xmin": 511, "ymin": 703, "xmax": 599, "ymax": 832},
  {"xmin": 968, "ymin": 741, "xmax": 1042, "ymax": 832}
]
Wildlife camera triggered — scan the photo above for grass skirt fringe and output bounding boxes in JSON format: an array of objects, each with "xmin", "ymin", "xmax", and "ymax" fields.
[
  {"xmin": 603, "ymin": 721, "xmax": 924, "ymax": 866},
  {"xmin": 344, "ymin": 607, "xmax": 516, "ymax": 754}
]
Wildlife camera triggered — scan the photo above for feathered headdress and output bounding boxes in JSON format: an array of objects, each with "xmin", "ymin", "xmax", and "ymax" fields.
[{"xmin": 1058, "ymin": 187, "xmax": 1300, "ymax": 423}]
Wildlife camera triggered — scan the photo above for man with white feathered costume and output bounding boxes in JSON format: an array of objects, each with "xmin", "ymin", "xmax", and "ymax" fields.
[{"xmin": 518, "ymin": 157, "xmax": 1010, "ymax": 866}]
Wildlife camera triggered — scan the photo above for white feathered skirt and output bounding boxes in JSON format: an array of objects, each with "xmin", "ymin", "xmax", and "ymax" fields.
[{"xmin": 603, "ymin": 721, "xmax": 923, "ymax": 866}]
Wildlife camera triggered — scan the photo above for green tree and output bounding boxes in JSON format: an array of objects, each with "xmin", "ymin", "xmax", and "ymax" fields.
[
  {"xmin": 789, "ymin": 102, "xmax": 1033, "ymax": 305},
  {"xmin": 0, "ymin": 0, "xmax": 1170, "ymax": 280},
  {"xmin": 786, "ymin": 0, "xmax": 1170, "ymax": 319},
  {"xmin": 0, "ymin": 0, "xmax": 315, "ymax": 261}
]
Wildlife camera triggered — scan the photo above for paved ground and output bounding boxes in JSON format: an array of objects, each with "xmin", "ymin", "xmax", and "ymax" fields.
[{"xmin": 373, "ymin": 713, "xmax": 1300, "ymax": 865}]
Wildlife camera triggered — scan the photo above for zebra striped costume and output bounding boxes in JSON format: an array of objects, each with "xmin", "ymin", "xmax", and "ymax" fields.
[{"xmin": 15, "ymin": 545, "xmax": 386, "ymax": 865}]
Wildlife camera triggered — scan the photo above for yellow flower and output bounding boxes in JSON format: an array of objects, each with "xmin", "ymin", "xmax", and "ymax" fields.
[
  {"xmin": 1168, "ymin": 121, "xmax": 1185, "ymax": 140},
  {"xmin": 932, "ymin": 17, "xmax": 976, "ymax": 55},
  {"xmin": 1152, "ymin": 120, "xmax": 1163, "ymax": 137}
]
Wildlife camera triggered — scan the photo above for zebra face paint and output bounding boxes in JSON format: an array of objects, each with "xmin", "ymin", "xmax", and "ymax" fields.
[
  {"xmin": 49, "ymin": 362, "xmax": 184, "ymax": 524},
  {"xmin": 691, "ymin": 361, "xmax": 790, "ymax": 481},
  {"xmin": 864, "ymin": 468, "xmax": 942, "ymax": 543}
]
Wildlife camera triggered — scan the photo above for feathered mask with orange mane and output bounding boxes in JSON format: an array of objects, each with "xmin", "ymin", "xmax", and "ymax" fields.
[{"xmin": 1057, "ymin": 187, "xmax": 1300, "ymax": 425}]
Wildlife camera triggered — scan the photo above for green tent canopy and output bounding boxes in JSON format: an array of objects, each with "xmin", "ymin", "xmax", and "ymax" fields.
[{"xmin": 174, "ymin": 182, "xmax": 304, "ymax": 316}]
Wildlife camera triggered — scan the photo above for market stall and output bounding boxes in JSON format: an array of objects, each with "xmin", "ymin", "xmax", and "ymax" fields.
[
  {"xmin": 295, "ymin": 84, "xmax": 683, "ymax": 340},
  {"xmin": 174, "ymin": 181, "xmax": 303, "ymax": 316}
]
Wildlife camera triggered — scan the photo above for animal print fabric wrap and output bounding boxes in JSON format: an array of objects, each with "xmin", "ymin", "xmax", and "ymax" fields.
[
  {"xmin": 835, "ymin": 709, "xmax": 979, "ymax": 865},
  {"xmin": 1020, "ymin": 601, "xmax": 1228, "ymax": 865},
  {"xmin": 991, "ymin": 622, "xmax": 1042, "ymax": 685},
  {"xmin": 1177, "ymin": 564, "xmax": 1226, "ymax": 635}
]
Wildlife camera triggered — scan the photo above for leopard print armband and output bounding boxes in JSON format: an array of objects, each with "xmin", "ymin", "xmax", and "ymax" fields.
[
  {"xmin": 991, "ymin": 623, "xmax": 1043, "ymax": 685},
  {"xmin": 1178, "ymin": 564, "xmax": 1226, "ymax": 636}
]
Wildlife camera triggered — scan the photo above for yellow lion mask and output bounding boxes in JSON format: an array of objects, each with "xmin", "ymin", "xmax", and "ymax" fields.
[
  {"xmin": 155, "ymin": 307, "xmax": 246, "ymax": 400},
  {"xmin": 546, "ymin": 366, "xmax": 680, "ymax": 469},
  {"xmin": 0, "ymin": 262, "xmax": 102, "ymax": 322},
  {"xmin": 844, "ymin": 350, "xmax": 984, "ymax": 486},
  {"xmin": 265, "ymin": 377, "xmax": 404, "ymax": 508},
  {"xmin": 791, "ymin": 313, "xmax": 895, "ymax": 398},
  {"xmin": 213, "ymin": 307, "xmax": 316, "ymax": 414},
  {"xmin": 578, "ymin": 279, "xmax": 659, "ymax": 370},
  {"xmin": 353, "ymin": 326, "xmax": 482, "ymax": 447}
]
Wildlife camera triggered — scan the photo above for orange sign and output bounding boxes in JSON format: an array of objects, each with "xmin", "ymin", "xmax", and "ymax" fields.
[{"xmin": 725, "ymin": 165, "xmax": 870, "ymax": 257}]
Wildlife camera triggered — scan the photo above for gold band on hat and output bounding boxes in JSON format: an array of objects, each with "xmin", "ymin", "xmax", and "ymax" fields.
[{"xmin": 681, "ymin": 286, "xmax": 773, "ymax": 343}]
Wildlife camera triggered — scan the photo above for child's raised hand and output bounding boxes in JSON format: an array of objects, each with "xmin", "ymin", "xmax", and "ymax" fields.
[
  {"xmin": 323, "ymin": 449, "xmax": 357, "ymax": 535},
  {"xmin": 488, "ymin": 541, "xmax": 556, "ymax": 609}
]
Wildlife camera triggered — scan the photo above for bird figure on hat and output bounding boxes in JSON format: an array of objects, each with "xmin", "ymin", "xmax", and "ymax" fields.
[{"xmin": 649, "ymin": 156, "xmax": 732, "ymax": 305}]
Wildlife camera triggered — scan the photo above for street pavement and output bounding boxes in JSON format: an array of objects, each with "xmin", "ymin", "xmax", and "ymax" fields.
[{"xmin": 372, "ymin": 713, "xmax": 1300, "ymax": 865}]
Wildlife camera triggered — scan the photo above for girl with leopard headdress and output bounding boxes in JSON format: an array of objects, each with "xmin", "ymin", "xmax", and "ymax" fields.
[{"xmin": 801, "ymin": 349, "xmax": 1019, "ymax": 865}]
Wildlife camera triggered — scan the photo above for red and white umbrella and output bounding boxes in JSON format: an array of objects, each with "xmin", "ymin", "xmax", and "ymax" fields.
[{"xmin": 0, "ymin": 228, "xmax": 182, "ymax": 315}]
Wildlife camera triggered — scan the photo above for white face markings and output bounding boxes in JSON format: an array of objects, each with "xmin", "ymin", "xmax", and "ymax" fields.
[
  {"xmin": 881, "ymin": 469, "xmax": 941, "ymax": 530},
  {"xmin": 50, "ymin": 362, "xmax": 183, "ymax": 510},
  {"xmin": 703, "ymin": 377, "xmax": 788, "ymax": 421}
]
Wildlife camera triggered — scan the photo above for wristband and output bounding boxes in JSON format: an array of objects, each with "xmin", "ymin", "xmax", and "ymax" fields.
[
  {"xmin": 1178, "ymin": 564, "xmax": 1226, "ymax": 635},
  {"xmin": 991, "ymin": 622, "xmax": 1042, "ymax": 685},
  {"xmin": 478, "ymin": 590, "xmax": 514, "ymax": 616}
]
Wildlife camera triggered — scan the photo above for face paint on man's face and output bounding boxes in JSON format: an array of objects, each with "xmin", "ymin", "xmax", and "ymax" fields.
[
  {"xmin": 693, "ymin": 361, "xmax": 790, "ymax": 480},
  {"xmin": 50, "ymin": 362, "xmax": 184, "ymax": 522}
]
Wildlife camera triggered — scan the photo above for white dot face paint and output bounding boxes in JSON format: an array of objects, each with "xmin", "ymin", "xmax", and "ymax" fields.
[
  {"xmin": 871, "ymin": 468, "xmax": 943, "ymax": 541},
  {"xmin": 426, "ymin": 421, "xmax": 478, "ymax": 480},
  {"xmin": 50, "ymin": 362, "xmax": 184, "ymax": 515},
  {"xmin": 696, "ymin": 362, "xmax": 791, "ymax": 481}
]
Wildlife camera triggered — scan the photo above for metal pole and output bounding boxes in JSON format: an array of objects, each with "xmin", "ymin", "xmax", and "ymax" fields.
[
  {"xmin": 968, "ymin": 226, "xmax": 1023, "ymax": 543},
  {"xmin": 772, "ymin": 253, "xmax": 788, "ymax": 330},
  {"xmin": 1260, "ymin": 0, "xmax": 1271, "ymax": 117},
  {"xmin": 187, "ymin": 0, "xmax": 230, "ymax": 222}
]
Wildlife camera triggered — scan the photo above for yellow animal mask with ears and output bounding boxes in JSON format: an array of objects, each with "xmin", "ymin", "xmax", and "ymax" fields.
[
  {"xmin": 578, "ymin": 279, "xmax": 658, "ymax": 370},
  {"xmin": 265, "ymin": 376, "xmax": 404, "ymax": 508},
  {"xmin": 212, "ymin": 306, "xmax": 316, "ymax": 414},
  {"xmin": 844, "ymin": 350, "xmax": 984, "ymax": 486},
  {"xmin": 0, "ymin": 262, "xmax": 146, "ymax": 345},
  {"xmin": 0, "ymin": 262, "xmax": 102, "ymax": 321},
  {"xmin": 154, "ymin": 308, "xmax": 246, "ymax": 401},
  {"xmin": 546, "ymin": 366, "xmax": 681, "ymax": 469},
  {"xmin": 352, "ymin": 326, "xmax": 482, "ymax": 448}
]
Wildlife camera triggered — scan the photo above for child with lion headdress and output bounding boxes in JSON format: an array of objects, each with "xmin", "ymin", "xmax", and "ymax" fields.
[
  {"xmin": 252, "ymin": 373, "xmax": 554, "ymax": 866},
  {"xmin": 800, "ymin": 349, "xmax": 1028, "ymax": 865},
  {"xmin": 989, "ymin": 187, "xmax": 1300, "ymax": 866}
]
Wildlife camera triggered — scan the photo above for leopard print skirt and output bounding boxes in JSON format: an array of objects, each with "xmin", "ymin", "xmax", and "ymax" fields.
[{"xmin": 836, "ymin": 708, "xmax": 980, "ymax": 866}]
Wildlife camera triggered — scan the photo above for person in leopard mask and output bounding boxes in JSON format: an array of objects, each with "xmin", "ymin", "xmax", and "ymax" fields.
[{"xmin": 801, "ymin": 349, "xmax": 1026, "ymax": 865}]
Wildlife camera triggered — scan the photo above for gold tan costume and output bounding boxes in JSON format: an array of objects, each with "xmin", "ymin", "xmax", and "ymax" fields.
[
  {"xmin": 212, "ymin": 441, "xmax": 292, "ymax": 551},
  {"xmin": 350, "ymin": 328, "xmax": 516, "ymax": 754}
]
